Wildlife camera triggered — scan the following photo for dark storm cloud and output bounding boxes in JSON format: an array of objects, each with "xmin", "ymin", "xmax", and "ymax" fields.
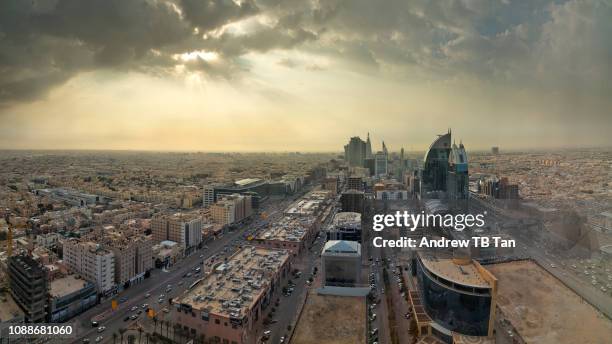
[
  {"xmin": 0, "ymin": 0, "xmax": 193, "ymax": 105},
  {"xmin": 180, "ymin": 0, "xmax": 259, "ymax": 31},
  {"xmin": 1, "ymin": 0, "xmax": 611, "ymax": 114}
]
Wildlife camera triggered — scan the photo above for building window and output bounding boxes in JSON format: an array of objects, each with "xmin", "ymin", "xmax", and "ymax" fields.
[{"xmin": 215, "ymin": 319, "xmax": 220, "ymax": 324}]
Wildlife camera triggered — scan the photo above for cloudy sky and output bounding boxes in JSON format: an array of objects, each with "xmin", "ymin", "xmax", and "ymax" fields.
[{"xmin": 0, "ymin": 0, "xmax": 610, "ymax": 152}]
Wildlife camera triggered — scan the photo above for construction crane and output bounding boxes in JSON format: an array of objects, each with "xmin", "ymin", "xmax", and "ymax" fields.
[
  {"xmin": 3, "ymin": 214, "xmax": 12, "ymax": 258},
  {"xmin": 6, "ymin": 225, "xmax": 12, "ymax": 258}
]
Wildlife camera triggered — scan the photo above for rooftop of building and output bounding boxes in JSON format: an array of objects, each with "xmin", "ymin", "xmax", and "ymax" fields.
[
  {"xmin": 49, "ymin": 275, "xmax": 92, "ymax": 298},
  {"xmin": 292, "ymin": 291, "xmax": 366, "ymax": 344},
  {"xmin": 65, "ymin": 238, "xmax": 114, "ymax": 255},
  {"xmin": 234, "ymin": 178, "xmax": 263, "ymax": 187},
  {"xmin": 285, "ymin": 191, "xmax": 330, "ymax": 216},
  {"xmin": 332, "ymin": 212, "xmax": 361, "ymax": 227},
  {"xmin": 175, "ymin": 246, "xmax": 289, "ymax": 317},
  {"xmin": 418, "ymin": 251, "xmax": 491, "ymax": 288},
  {"xmin": 323, "ymin": 240, "xmax": 361, "ymax": 256},
  {"xmin": 342, "ymin": 189, "xmax": 364, "ymax": 195},
  {"xmin": 256, "ymin": 216, "xmax": 312, "ymax": 242},
  {"xmin": 487, "ymin": 260, "xmax": 612, "ymax": 344}
]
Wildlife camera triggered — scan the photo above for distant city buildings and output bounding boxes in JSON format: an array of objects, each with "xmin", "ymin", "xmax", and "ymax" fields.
[
  {"xmin": 344, "ymin": 136, "xmax": 367, "ymax": 167},
  {"xmin": 374, "ymin": 151, "xmax": 388, "ymax": 177},
  {"xmin": 475, "ymin": 176, "xmax": 519, "ymax": 200}
]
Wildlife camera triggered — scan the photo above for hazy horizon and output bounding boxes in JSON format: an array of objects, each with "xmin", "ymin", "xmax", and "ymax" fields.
[{"xmin": 1, "ymin": 0, "xmax": 611, "ymax": 151}]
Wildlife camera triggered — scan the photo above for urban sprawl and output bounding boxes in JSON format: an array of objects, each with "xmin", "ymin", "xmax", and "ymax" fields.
[{"xmin": 0, "ymin": 131, "xmax": 611, "ymax": 344}]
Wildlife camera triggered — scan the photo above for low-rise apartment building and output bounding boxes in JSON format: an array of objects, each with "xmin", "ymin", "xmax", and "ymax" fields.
[{"xmin": 173, "ymin": 247, "xmax": 291, "ymax": 344}]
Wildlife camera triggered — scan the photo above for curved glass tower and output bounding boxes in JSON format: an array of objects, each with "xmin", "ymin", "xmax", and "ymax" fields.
[{"xmin": 421, "ymin": 130, "xmax": 452, "ymax": 197}]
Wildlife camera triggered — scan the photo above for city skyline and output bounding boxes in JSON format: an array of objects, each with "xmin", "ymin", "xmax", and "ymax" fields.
[{"xmin": 1, "ymin": 0, "xmax": 611, "ymax": 151}]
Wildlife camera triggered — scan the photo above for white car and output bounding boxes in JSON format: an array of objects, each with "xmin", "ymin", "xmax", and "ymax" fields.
[
  {"xmin": 95, "ymin": 336, "xmax": 103, "ymax": 343},
  {"xmin": 97, "ymin": 326, "xmax": 106, "ymax": 333}
]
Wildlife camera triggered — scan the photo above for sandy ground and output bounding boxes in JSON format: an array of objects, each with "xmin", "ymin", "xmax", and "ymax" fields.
[
  {"xmin": 488, "ymin": 260, "xmax": 612, "ymax": 344},
  {"xmin": 292, "ymin": 292, "xmax": 366, "ymax": 344}
]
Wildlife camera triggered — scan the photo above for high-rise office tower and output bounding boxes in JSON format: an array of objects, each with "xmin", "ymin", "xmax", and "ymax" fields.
[
  {"xmin": 447, "ymin": 142, "xmax": 469, "ymax": 210},
  {"xmin": 366, "ymin": 133, "xmax": 373, "ymax": 159},
  {"xmin": 202, "ymin": 185, "xmax": 215, "ymax": 207},
  {"xmin": 374, "ymin": 151, "xmax": 388, "ymax": 177},
  {"xmin": 421, "ymin": 130, "xmax": 452, "ymax": 197},
  {"xmin": 344, "ymin": 136, "xmax": 367, "ymax": 167}
]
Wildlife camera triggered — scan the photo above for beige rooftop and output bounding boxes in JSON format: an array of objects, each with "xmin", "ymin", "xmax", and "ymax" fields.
[{"xmin": 176, "ymin": 246, "xmax": 289, "ymax": 318}]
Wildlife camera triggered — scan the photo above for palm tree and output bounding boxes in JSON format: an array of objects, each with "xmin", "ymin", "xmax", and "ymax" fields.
[
  {"xmin": 153, "ymin": 316, "xmax": 158, "ymax": 334},
  {"xmin": 138, "ymin": 328, "xmax": 144, "ymax": 344},
  {"xmin": 113, "ymin": 333, "xmax": 118, "ymax": 344},
  {"xmin": 172, "ymin": 324, "xmax": 180, "ymax": 343},
  {"xmin": 145, "ymin": 333, "xmax": 150, "ymax": 344},
  {"xmin": 119, "ymin": 328, "xmax": 127, "ymax": 344}
]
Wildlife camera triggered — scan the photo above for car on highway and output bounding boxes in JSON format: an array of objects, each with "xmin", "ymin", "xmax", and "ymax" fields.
[
  {"xmin": 97, "ymin": 326, "xmax": 106, "ymax": 333},
  {"xmin": 142, "ymin": 303, "xmax": 148, "ymax": 309},
  {"xmin": 130, "ymin": 314, "xmax": 138, "ymax": 320},
  {"xmin": 158, "ymin": 298, "xmax": 164, "ymax": 304},
  {"xmin": 145, "ymin": 293, "xmax": 151, "ymax": 298},
  {"xmin": 95, "ymin": 336, "xmax": 103, "ymax": 343},
  {"xmin": 279, "ymin": 336, "xmax": 286, "ymax": 343}
]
